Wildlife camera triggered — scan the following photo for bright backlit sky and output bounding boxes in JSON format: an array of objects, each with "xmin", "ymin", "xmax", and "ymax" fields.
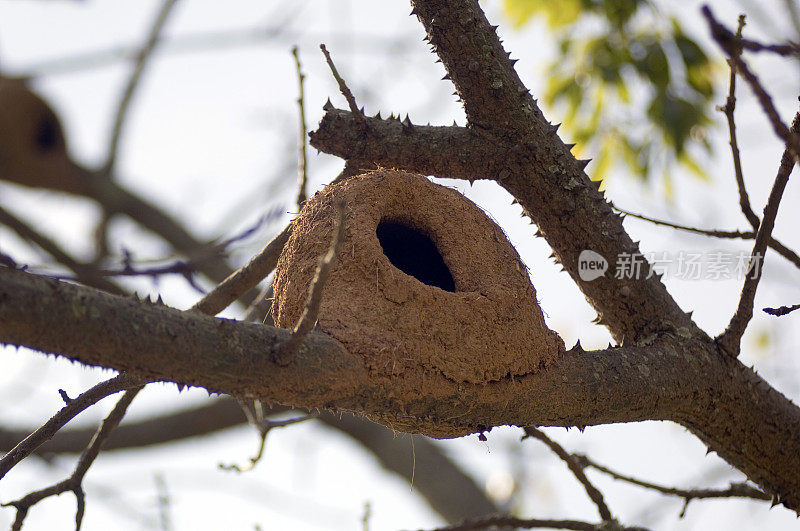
[{"xmin": 1, "ymin": 1, "xmax": 799, "ymax": 529}]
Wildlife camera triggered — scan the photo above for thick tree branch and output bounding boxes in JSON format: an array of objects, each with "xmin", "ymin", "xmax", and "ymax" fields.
[
  {"xmin": 3, "ymin": 268, "xmax": 800, "ymax": 508},
  {"xmin": 311, "ymin": 106, "xmax": 698, "ymax": 344}
]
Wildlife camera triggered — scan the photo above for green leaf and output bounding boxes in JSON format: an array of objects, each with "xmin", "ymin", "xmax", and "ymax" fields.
[
  {"xmin": 634, "ymin": 39, "xmax": 670, "ymax": 88},
  {"xmin": 503, "ymin": 0, "xmax": 583, "ymax": 28},
  {"xmin": 675, "ymin": 33, "xmax": 708, "ymax": 68}
]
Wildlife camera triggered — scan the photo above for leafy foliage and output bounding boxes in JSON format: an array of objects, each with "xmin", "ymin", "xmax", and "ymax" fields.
[{"xmin": 503, "ymin": 0, "xmax": 716, "ymax": 188}]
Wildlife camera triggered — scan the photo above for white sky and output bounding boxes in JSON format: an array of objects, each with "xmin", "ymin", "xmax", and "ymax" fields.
[{"xmin": 1, "ymin": 1, "xmax": 799, "ymax": 529}]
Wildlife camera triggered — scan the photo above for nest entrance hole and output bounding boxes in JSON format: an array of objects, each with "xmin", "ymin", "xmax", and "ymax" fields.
[{"xmin": 376, "ymin": 220, "xmax": 455, "ymax": 292}]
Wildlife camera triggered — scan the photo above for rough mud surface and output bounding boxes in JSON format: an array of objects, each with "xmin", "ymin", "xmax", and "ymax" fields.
[{"xmin": 273, "ymin": 169, "xmax": 564, "ymax": 388}]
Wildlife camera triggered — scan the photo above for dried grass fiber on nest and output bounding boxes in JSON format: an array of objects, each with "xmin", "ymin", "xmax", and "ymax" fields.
[{"xmin": 273, "ymin": 169, "xmax": 564, "ymax": 385}]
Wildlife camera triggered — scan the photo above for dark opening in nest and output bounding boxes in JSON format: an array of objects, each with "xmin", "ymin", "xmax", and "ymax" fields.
[{"xmin": 376, "ymin": 220, "xmax": 455, "ymax": 292}]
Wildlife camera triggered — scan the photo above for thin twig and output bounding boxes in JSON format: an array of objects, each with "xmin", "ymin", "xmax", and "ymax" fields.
[
  {"xmin": 276, "ymin": 200, "xmax": 346, "ymax": 364},
  {"xmin": 0, "ymin": 205, "xmax": 125, "ymax": 294},
  {"xmin": 0, "ymin": 372, "xmax": 145, "ymax": 480},
  {"xmin": 3, "ymin": 386, "xmax": 143, "ymax": 531},
  {"xmin": 522, "ymin": 428, "xmax": 613, "ymax": 522},
  {"xmin": 190, "ymin": 225, "xmax": 291, "ymax": 315},
  {"xmin": 192, "ymin": 160, "xmax": 364, "ymax": 318},
  {"xmin": 243, "ymin": 283, "xmax": 275, "ymax": 324},
  {"xmin": 154, "ymin": 474, "xmax": 173, "ymax": 531},
  {"xmin": 717, "ymin": 15, "xmax": 761, "ymax": 229},
  {"xmin": 718, "ymin": 109, "xmax": 800, "ymax": 356},
  {"xmin": 320, "ymin": 44, "xmax": 366, "ymax": 130},
  {"xmin": 612, "ymin": 203, "xmax": 754, "ymax": 239},
  {"xmin": 701, "ymin": 9, "xmax": 800, "ymax": 57},
  {"xmin": 292, "ymin": 46, "xmax": 310, "ymax": 207},
  {"xmin": 703, "ymin": 7, "xmax": 800, "ymax": 165},
  {"xmin": 763, "ymin": 303, "xmax": 800, "ymax": 316},
  {"xmin": 612, "ymin": 203, "xmax": 800, "ymax": 269},
  {"xmin": 420, "ymin": 515, "xmax": 648, "ymax": 531},
  {"xmin": 572, "ymin": 454, "xmax": 770, "ymax": 517},
  {"xmin": 219, "ymin": 405, "xmax": 317, "ymax": 473},
  {"xmin": 104, "ymin": 0, "xmax": 179, "ymax": 174}
]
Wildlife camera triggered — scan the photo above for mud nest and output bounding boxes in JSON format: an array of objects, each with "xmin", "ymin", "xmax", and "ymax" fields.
[{"xmin": 273, "ymin": 169, "xmax": 564, "ymax": 384}]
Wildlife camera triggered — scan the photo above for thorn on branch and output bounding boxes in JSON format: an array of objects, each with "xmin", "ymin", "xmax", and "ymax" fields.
[{"xmin": 58, "ymin": 389, "xmax": 73, "ymax": 405}]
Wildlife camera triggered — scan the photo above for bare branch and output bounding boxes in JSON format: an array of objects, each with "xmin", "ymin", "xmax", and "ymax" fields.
[
  {"xmin": 219, "ymin": 406, "xmax": 317, "ymax": 472},
  {"xmin": 190, "ymin": 225, "xmax": 291, "ymax": 315},
  {"xmin": 717, "ymin": 109, "xmax": 800, "ymax": 356},
  {"xmin": 610, "ymin": 203, "xmax": 800, "ymax": 270},
  {"xmin": 763, "ymin": 303, "xmax": 800, "ymax": 316},
  {"xmin": 701, "ymin": 8, "xmax": 800, "ymax": 57},
  {"xmin": 104, "ymin": 0, "xmax": 179, "ymax": 174},
  {"xmin": 0, "ymin": 397, "xmax": 500, "ymax": 522},
  {"xmin": 0, "ymin": 205, "xmax": 125, "ymax": 294},
  {"xmin": 704, "ymin": 7, "xmax": 800, "ymax": 165},
  {"xmin": 717, "ymin": 15, "xmax": 761, "ymax": 230},
  {"xmin": 292, "ymin": 45, "xmax": 310, "ymax": 207},
  {"xmin": 0, "ymin": 372, "xmax": 145, "ymax": 480},
  {"xmin": 572, "ymin": 454, "xmax": 770, "ymax": 517},
  {"xmin": 320, "ymin": 44, "xmax": 366, "ymax": 130},
  {"xmin": 243, "ymin": 282, "xmax": 275, "ymax": 324},
  {"xmin": 522, "ymin": 428, "xmax": 613, "ymax": 522},
  {"xmin": 420, "ymin": 515, "xmax": 648, "ymax": 531},
  {"xmin": 3, "ymin": 386, "xmax": 143, "ymax": 531},
  {"xmin": 276, "ymin": 200, "xmax": 346, "ymax": 364}
]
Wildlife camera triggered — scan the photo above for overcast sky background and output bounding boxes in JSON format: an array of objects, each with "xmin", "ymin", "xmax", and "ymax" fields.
[{"xmin": 1, "ymin": 1, "xmax": 800, "ymax": 529}]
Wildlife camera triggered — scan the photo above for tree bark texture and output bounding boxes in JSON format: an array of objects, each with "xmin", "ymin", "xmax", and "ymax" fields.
[{"xmin": 2, "ymin": 0, "xmax": 800, "ymax": 514}]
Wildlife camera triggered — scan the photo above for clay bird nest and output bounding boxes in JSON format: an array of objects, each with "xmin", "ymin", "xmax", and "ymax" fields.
[{"xmin": 273, "ymin": 169, "xmax": 564, "ymax": 385}]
